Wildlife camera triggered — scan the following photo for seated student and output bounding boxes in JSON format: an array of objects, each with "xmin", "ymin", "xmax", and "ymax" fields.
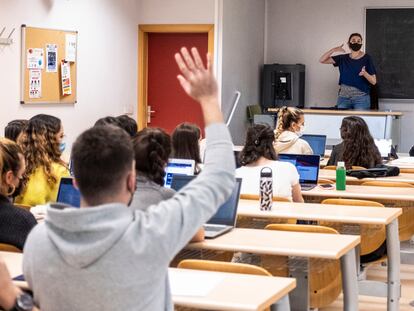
[
  {"xmin": 274, "ymin": 106, "xmax": 313, "ymax": 155},
  {"xmin": 117, "ymin": 114, "xmax": 138, "ymax": 137},
  {"xmin": 0, "ymin": 139, "xmax": 36, "ymax": 250},
  {"xmin": 172, "ymin": 122, "xmax": 203, "ymax": 174},
  {"xmin": 327, "ymin": 116, "xmax": 381, "ymax": 168},
  {"xmin": 4, "ymin": 119, "xmax": 28, "ymax": 142},
  {"xmin": 0, "ymin": 256, "xmax": 38, "ymax": 311},
  {"xmin": 130, "ymin": 127, "xmax": 204, "ymax": 242},
  {"xmin": 94, "ymin": 116, "xmax": 122, "ymax": 127},
  {"xmin": 15, "ymin": 114, "xmax": 69, "ymax": 206},
  {"xmin": 237, "ymin": 124, "xmax": 304, "ymax": 202},
  {"xmin": 23, "ymin": 47, "xmax": 235, "ymax": 310},
  {"xmin": 410, "ymin": 145, "xmax": 414, "ymax": 157}
]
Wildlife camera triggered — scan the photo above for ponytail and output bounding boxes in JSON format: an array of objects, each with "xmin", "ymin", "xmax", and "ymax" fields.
[{"xmin": 274, "ymin": 106, "xmax": 304, "ymax": 139}]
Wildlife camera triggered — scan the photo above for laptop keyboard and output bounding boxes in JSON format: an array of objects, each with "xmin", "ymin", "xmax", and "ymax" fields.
[
  {"xmin": 301, "ymin": 184, "xmax": 316, "ymax": 191},
  {"xmin": 204, "ymin": 224, "xmax": 225, "ymax": 232}
]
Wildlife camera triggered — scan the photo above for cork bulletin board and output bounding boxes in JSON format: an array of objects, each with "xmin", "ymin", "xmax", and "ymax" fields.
[{"xmin": 20, "ymin": 25, "xmax": 77, "ymax": 104}]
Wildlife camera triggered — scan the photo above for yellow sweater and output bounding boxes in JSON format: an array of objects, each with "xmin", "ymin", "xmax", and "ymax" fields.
[{"xmin": 16, "ymin": 163, "xmax": 69, "ymax": 206}]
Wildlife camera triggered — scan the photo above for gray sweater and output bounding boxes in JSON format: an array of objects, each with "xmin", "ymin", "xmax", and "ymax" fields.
[{"xmin": 23, "ymin": 123, "xmax": 235, "ymax": 311}]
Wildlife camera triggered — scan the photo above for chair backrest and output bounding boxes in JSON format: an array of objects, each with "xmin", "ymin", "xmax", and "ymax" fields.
[
  {"xmin": 321, "ymin": 198, "xmax": 384, "ymax": 207},
  {"xmin": 317, "ymin": 178, "xmax": 335, "ymax": 184},
  {"xmin": 400, "ymin": 168, "xmax": 414, "ymax": 174},
  {"xmin": 14, "ymin": 204, "xmax": 32, "ymax": 211},
  {"xmin": 178, "ymin": 259, "xmax": 272, "ymax": 276},
  {"xmin": 0, "ymin": 243, "xmax": 21, "ymax": 253},
  {"xmin": 239, "ymin": 194, "xmax": 291, "ymax": 202},
  {"xmin": 320, "ymin": 198, "xmax": 385, "ymax": 257},
  {"xmin": 361, "ymin": 181, "xmax": 414, "ymax": 188},
  {"xmin": 246, "ymin": 105, "xmax": 262, "ymax": 123},
  {"xmin": 324, "ymin": 165, "xmax": 367, "ymax": 170},
  {"xmin": 264, "ymin": 224, "xmax": 341, "ymax": 309}
]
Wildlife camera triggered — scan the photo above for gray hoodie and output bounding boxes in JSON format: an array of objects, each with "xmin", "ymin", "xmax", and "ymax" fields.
[{"xmin": 23, "ymin": 123, "xmax": 235, "ymax": 311}]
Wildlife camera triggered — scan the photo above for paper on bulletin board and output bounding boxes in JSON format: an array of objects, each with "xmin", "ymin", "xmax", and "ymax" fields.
[
  {"xmin": 46, "ymin": 44, "xmax": 58, "ymax": 72},
  {"xmin": 61, "ymin": 61, "xmax": 72, "ymax": 95},
  {"xmin": 29, "ymin": 69, "xmax": 42, "ymax": 98},
  {"xmin": 27, "ymin": 48, "xmax": 44, "ymax": 69},
  {"xmin": 65, "ymin": 34, "xmax": 77, "ymax": 62}
]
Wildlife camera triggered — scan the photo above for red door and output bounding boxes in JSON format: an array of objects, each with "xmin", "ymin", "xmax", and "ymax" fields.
[{"xmin": 147, "ymin": 32, "xmax": 208, "ymax": 134}]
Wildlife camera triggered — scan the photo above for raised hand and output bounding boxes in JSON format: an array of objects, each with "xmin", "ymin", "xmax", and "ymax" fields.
[
  {"xmin": 174, "ymin": 47, "xmax": 218, "ymax": 103},
  {"xmin": 332, "ymin": 44, "xmax": 345, "ymax": 53},
  {"xmin": 174, "ymin": 47, "xmax": 222, "ymax": 124}
]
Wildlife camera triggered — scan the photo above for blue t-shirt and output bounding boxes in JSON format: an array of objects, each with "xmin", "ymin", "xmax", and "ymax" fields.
[{"xmin": 332, "ymin": 54, "xmax": 376, "ymax": 94}]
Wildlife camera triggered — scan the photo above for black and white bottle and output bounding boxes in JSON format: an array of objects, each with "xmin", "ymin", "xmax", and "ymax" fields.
[{"xmin": 260, "ymin": 167, "xmax": 273, "ymax": 211}]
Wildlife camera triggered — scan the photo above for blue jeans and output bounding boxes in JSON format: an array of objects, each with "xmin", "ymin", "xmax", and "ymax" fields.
[{"xmin": 336, "ymin": 94, "xmax": 371, "ymax": 110}]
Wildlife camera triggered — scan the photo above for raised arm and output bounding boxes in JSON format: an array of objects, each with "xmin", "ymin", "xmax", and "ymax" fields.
[
  {"xmin": 139, "ymin": 47, "xmax": 235, "ymax": 262},
  {"xmin": 319, "ymin": 44, "xmax": 345, "ymax": 64},
  {"xmin": 359, "ymin": 66, "xmax": 377, "ymax": 85}
]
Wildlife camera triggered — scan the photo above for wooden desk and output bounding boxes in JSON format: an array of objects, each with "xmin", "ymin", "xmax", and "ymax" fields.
[
  {"xmin": 188, "ymin": 228, "xmax": 360, "ymax": 311},
  {"xmin": 303, "ymin": 184, "xmax": 414, "ymax": 201},
  {"xmin": 237, "ymin": 200, "xmax": 401, "ymax": 311},
  {"xmin": 319, "ymin": 169, "xmax": 414, "ymax": 185},
  {"xmin": 1, "ymin": 251, "xmax": 296, "ymax": 311}
]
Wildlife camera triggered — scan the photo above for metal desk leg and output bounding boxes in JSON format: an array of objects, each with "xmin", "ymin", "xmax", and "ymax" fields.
[
  {"xmin": 340, "ymin": 248, "xmax": 359, "ymax": 311},
  {"xmin": 387, "ymin": 219, "xmax": 401, "ymax": 311},
  {"xmin": 271, "ymin": 295, "xmax": 290, "ymax": 311},
  {"xmin": 288, "ymin": 258, "xmax": 310, "ymax": 311}
]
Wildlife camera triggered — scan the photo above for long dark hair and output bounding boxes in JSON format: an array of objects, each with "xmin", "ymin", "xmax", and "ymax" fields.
[
  {"xmin": 239, "ymin": 124, "xmax": 277, "ymax": 166},
  {"xmin": 340, "ymin": 116, "xmax": 381, "ymax": 169},
  {"xmin": 172, "ymin": 123, "xmax": 202, "ymax": 165},
  {"xmin": 133, "ymin": 127, "xmax": 171, "ymax": 186}
]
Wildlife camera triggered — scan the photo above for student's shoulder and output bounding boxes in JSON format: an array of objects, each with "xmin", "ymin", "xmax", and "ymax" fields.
[
  {"xmin": 52, "ymin": 162, "xmax": 70, "ymax": 177},
  {"xmin": 272, "ymin": 160, "xmax": 296, "ymax": 171}
]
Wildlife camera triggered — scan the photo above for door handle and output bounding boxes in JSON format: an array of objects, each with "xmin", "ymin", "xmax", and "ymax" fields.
[{"xmin": 147, "ymin": 105, "xmax": 156, "ymax": 123}]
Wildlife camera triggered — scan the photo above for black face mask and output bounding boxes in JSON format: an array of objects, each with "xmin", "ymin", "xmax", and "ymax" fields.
[{"xmin": 349, "ymin": 42, "xmax": 362, "ymax": 52}]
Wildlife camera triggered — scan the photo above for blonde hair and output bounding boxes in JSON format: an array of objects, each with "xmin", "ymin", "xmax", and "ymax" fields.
[{"xmin": 274, "ymin": 106, "xmax": 304, "ymax": 139}]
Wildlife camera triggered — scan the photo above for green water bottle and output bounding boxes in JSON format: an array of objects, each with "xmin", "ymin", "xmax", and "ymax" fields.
[{"xmin": 336, "ymin": 161, "xmax": 346, "ymax": 191}]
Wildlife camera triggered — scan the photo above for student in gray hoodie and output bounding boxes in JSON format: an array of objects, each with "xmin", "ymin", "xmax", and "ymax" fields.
[{"xmin": 23, "ymin": 47, "xmax": 235, "ymax": 311}]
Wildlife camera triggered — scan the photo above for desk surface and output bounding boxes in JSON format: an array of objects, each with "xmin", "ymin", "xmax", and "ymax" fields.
[
  {"xmin": 319, "ymin": 169, "xmax": 414, "ymax": 184},
  {"xmin": 188, "ymin": 228, "xmax": 360, "ymax": 260},
  {"xmin": 267, "ymin": 108, "xmax": 402, "ymax": 116},
  {"xmin": 1, "ymin": 251, "xmax": 295, "ymax": 311},
  {"xmin": 303, "ymin": 184, "xmax": 414, "ymax": 201},
  {"xmin": 237, "ymin": 199, "xmax": 402, "ymax": 225}
]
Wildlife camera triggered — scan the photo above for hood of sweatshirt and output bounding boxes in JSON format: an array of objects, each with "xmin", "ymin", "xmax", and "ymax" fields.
[
  {"xmin": 275, "ymin": 131, "xmax": 300, "ymax": 152},
  {"xmin": 44, "ymin": 203, "xmax": 133, "ymax": 268}
]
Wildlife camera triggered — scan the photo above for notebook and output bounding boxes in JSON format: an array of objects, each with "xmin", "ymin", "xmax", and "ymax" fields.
[
  {"xmin": 278, "ymin": 154, "xmax": 320, "ymax": 191},
  {"xmin": 57, "ymin": 177, "xmax": 81, "ymax": 207},
  {"xmin": 301, "ymin": 134, "xmax": 327, "ymax": 158},
  {"xmin": 164, "ymin": 158, "xmax": 195, "ymax": 188},
  {"xmin": 171, "ymin": 175, "xmax": 243, "ymax": 238}
]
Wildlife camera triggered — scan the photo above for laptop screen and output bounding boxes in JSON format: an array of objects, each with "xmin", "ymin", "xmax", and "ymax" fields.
[
  {"xmin": 374, "ymin": 139, "xmax": 392, "ymax": 158},
  {"xmin": 57, "ymin": 177, "xmax": 81, "ymax": 207},
  {"xmin": 164, "ymin": 158, "xmax": 195, "ymax": 188},
  {"xmin": 301, "ymin": 134, "xmax": 327, "ymax": 157},
  {"xmin": 278, "ymin": 154, "xmax": 320, "ymax": 184},
  {"xmin": 171, "ymin": 175, "xmax": 242, "ymax": 226}
]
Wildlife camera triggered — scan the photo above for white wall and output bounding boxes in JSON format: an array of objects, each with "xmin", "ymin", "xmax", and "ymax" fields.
[
  {"xmin": 138, "ymin": 0, "xmax": 215, "ymax": 24},
  {"xmin": 220, "ymin": 0, "xmax": 266, "ymax": 145},
  {"xmin": 0, "ymin": 0, "xmax": 140, "ymax": 150},
  {"xmin": 266, "ymin": 0, "xmax": 414, "ymax": 151}
]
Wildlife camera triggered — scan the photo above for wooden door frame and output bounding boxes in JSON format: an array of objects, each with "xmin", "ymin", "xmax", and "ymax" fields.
[{"xmin": 137, "ymin": 24, "xmax": 214, "ymax": 130}]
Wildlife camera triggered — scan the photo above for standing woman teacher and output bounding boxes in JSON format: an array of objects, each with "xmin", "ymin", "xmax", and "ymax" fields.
[{"xmin": 320, "ymin": 33, "xmax": 377, "ymax": 110}]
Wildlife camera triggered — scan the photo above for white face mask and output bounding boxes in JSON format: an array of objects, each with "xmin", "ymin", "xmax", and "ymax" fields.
[{"xmin": 296, "ymin": 125, "xmax": 305, "ymax": 137}]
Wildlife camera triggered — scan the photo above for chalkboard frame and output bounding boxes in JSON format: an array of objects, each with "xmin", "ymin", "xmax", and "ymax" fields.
[{"xmin": 364, "ymin": 7, "xmax": 414, "ymax": 101}]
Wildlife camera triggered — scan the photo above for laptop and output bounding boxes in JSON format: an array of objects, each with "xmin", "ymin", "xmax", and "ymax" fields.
[
  {"xmin": 278, "ymin": 154, "xmax": 320, "ymax": 191},
  {"xmin": 164, "ymin": 158, "xmax": 195, "ymax": 188},
  {"xmin": 171, "ymin": 175, "xmax": 243, "ymax": 238},
  {"xmin": 57, "ymin": 177, "xmax": 81, "ymax": 207},
  {"xmin": 374, "ymin": 139, "xmax": 392, "ymax": 159},
  {"xmin": 301, "ymin": 134, "xmax": 327, "ymax": 158}
]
